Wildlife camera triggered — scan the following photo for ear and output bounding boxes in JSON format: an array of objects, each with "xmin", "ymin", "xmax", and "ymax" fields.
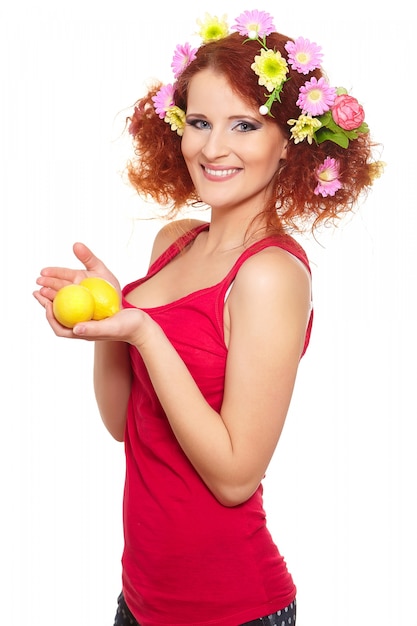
[{"xmin": 280, "ymin": 140, "xmax": 289, "ymax": 161}]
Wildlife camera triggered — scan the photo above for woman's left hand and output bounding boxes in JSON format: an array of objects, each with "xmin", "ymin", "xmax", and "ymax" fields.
[{"xmin": 69, "ymin": 306, "xmax": 155, "ymax": 347}]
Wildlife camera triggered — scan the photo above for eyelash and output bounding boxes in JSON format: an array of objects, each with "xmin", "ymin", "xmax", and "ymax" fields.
[{"xmin": 186, "ymin": 119, "xmax": 259, "ymax": 132}]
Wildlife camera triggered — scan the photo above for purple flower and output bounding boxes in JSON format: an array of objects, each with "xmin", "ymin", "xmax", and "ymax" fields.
[
  {"xmin": 285, "ymin": 37, "xmax": 323, "ymax": 74},
  {"xmin": 314, "ymin": 157, "xmax": 342, "ymax": 197},
  {"xmin": 296, "ymin": 77, "xmax": 336, "ymax": 116},
  {"xmin": 171, "ymin": 42, "xmax": 198, "ymax": 79},
  {"xmin": 152, "ymin": 84, "xmax": 175, "ymax": 119},
  {"xmin": 231, "ymin": 10, "xmax": 275, "ymax": 38}
]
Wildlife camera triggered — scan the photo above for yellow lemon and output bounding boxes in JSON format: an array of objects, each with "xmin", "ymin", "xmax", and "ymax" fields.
[
  {"xmin": 80, "ymin": 277, "xmax": 120, "ymax": 320},
  {"xmin": 53, "ymin": 284, "xmax": 95, "ymax": 328}
]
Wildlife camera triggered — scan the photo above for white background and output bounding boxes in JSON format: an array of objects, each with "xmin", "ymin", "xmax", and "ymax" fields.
[{"xmin": 0, "ymin": 1, "xmax": 415, "ymax": 624}]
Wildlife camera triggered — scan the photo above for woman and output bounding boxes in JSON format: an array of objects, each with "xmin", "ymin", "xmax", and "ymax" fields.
[{"xmin": 33, "ymin": 10, "xmax": 382, "ymax": 626}]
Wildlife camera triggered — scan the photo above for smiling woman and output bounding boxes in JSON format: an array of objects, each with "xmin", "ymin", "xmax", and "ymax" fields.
[
  {"xmin": 33, "ymin": 8, "xmax": 383, "ymax": 626},
  {"xmin": 180, "ymin": 69, "xmax": 289, "ymax": 217}
]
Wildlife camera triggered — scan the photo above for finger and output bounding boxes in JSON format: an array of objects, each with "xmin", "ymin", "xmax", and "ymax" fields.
[
  {"xmin": 72, "ymin": 242, "xmax": 108, "ymax": 274},
  {"xmin": 33, "ymin": 290, "xmax": 50, "ymax": 307},
  {"xmin": 34, "ymin": 285, "xmax": 59, "ymax": 301},
  {"xmin": 36, "ymin": 272, "xmax": 75, "ymax": 293},
  {"xmin": 71, "ymin": 317, "xmax": 114, "ymax": 340}
]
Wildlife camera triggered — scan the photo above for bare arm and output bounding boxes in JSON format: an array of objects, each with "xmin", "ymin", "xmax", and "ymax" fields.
[
  {"xmin": 93, "ymin": 341, "xmax": 131, "ymax": 441},
  {"xmin": 125, "ymin": 247, "xmax": 311, "ymax": 505},
  {"xmin": 94, "ymin": 220, "xmax": 207, "ymax": 439},
  {"xmin": 39, "ymin": 243, "xmax": 310, "ymax": 504},
  {"xmin": 33, "ymin": 242, "xmax": 132, "ymax": 441}
]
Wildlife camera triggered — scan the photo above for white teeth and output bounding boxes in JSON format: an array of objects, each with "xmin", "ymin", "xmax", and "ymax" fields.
[{"xmin": 204, "ymin": 167, "xmax": 238, "ymax": 177}]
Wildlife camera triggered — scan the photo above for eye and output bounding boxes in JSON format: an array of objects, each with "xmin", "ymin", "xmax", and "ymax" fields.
[
  {"xmin": 233, "ymin": 120, "xmax": 260, "ymax": 132},
  {"xmin": 186, "ymin": 118, "xmax": 211, "ymax": 130}
]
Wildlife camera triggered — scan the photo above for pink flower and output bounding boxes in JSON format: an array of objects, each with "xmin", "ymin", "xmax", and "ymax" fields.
[
  {"xmin": 171, "ymin": 43, "xmax": 198, "ymax": 79},
  {"xmin": 231, "ymin": 9, "xmax": 275, "ymax": 38},
  {"xmin": 314, "ymin": 157, "xmax": 342, "ymax": 197},
  {"xmin": 285, "ymin": 37, "xmax": 323, "ymax": 74},
  {"xmin": 331, "ymin": 94, "xmax": 365, "ymax": 131},
  {"xmin": 296, "ymin": 77, "xmax": 336, "ymax": 116},
  {"xmin": 152, "ymin": 84, "xmax": 175, "ymax": 119}
]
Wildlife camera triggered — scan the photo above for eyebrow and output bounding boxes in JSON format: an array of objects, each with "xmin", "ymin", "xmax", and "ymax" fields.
[{"xmin": 186, "ymin": 113, "xmax": 262, "ymax": 122}]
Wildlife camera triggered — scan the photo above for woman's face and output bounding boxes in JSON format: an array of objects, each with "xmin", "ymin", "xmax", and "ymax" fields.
[{"xmin": 181, "ymin": 69, "xmax": 288, "ymax": 215}]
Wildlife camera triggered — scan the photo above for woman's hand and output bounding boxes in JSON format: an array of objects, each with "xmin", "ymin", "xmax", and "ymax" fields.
[
  {"xmin": 71, "ymin": 307, "xmax": 157, "ymax": 347},
  {"xmin": 34, "ymin": 242, "xmax": 120, "ymax": 303},
  {"xmin": 33, "ymin": 242, "xmax": 153, "ymax": 343}
]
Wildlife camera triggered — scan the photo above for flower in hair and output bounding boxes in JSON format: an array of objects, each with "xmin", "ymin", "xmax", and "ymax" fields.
[
  {"xmin": 147, "ymin": 7, "xmax": 373, "ymax": 194},
  {"xmin": 296, "ymin": 77, "xmax": 337, "ymax": 116},
  {"xmin": 314, "ymin": 157, "xmax": 342, "ymax": 197},
  {"xmin": 369, "ymin": 160, "xmax": 385, "ymax": 182},
  {"xmin": 171, "ymin": 43, "xmax": 198, "ymax": 79},
  {"xmin": 302, "ymin": 88, "xmax": 369, "ymax": 148},
  {"xmin": 331, "ymin": 93, "xmax": 365, "ymax": 131},
  {"xmin": 285, "ymin": 37, "xmax": 323, "ymax": 75},
  {"xmin": 287, "ymin": 114, "xmax": 322, "ymax": 145},
  {"xmin": 251, "ymin": 49, "xmax": 288, "ymax": 94},
  {"xmin": 231, "ymin": 9, "xmax": 275, "ymax": 38},
  {"xmin": 165, "ymin": 106, "xmax": 186, "ymax": 136},
  {"xmin": 197, "ymin": 13, "xmax": 229, "ymax": 43},
  {"xmin": 152, "ymin": 84, "xmax": 175, "ymax": 120},
  {"xmin": 232, "ymin": 10, "xmax": 289, "ymax": 116},
  {"xmin": 152, "ymin": 84, "xmax": 185, "ymax": 135}
]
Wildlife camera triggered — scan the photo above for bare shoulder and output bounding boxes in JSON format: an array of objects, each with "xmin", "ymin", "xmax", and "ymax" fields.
[
  {"xmin": 149, "ymin": 218, "xmax": 208, "ymax": 265},
  {"xmin": 226, "ymin": 245, "xmax": 312, "ymax": 355},
  {"xmin": 234, "ymin": 245, "xmax": 311, "ymax": 298}
]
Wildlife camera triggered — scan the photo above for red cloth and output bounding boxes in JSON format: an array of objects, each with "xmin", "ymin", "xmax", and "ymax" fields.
[{"xmin": 121, "ymin": 225, "xmax": 312, "ymax": 626}]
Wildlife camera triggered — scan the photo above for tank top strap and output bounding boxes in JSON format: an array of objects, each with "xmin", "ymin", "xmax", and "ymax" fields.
[
  {"xmin": 219, "ymin": 234, "xmax": 313, "ymax": 357},
  {"xmin": 223, "ymin": 233, "xmax": 311, "ymax": 286},
  {"xmin": 146, "ymin": 223, "xmax": 210, "ymax": 278}
]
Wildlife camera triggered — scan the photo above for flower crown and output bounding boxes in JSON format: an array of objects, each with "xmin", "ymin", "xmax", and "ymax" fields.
[{"xmin": 133, "ymin": 10, "xmax": 379, "ymax": 198}]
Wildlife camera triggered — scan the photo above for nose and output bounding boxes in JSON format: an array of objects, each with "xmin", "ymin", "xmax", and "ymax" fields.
[{"xmin": 200, "ymin": 128, "xmax": 230, "ymax": 161}]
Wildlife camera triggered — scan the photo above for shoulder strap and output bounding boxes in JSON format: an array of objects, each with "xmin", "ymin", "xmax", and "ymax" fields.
[
  {"xmin": 224, "ymin": 233, "xmax": 311, "ymax": 282},
  {"xmin": 146, "ymin": 223, "xmax": 209, "ymax": 278},
  {"xmin": 221, "ymin": 234, "xmax": 313, "ymax": 357}
]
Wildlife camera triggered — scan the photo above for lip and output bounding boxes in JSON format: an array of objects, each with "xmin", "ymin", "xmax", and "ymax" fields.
[{"xmin": 201, "ymin": 165, "xmax": 241, "ymax": 181}]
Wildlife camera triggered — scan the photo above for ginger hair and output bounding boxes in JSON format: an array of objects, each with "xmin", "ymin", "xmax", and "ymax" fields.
[{"xmin": 126, "ymin": 32, "xmax": 380, "ymax": 232}]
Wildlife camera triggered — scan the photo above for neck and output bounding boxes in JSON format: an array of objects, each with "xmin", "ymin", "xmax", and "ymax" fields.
[{"xmin": 202, "ymin": 210, "xmax": 272, "ymax": 254}]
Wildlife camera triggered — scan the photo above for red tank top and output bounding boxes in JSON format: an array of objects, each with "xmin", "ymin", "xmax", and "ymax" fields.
[{"xmin": 121, "ymin": 225, "xmax": 312, "ymax": 626}]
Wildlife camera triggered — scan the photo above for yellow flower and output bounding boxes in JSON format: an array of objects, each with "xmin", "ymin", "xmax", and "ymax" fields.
[
  {"xmin": 251, "ymin": 49, "xmax": 288, "ymax": 92},
  {"xmin": 288, "ymin": 114, "xmax": 322, "ymax": 144},
  {"xmin": 197, "ymin": 13, "xmax": 229, "ymax": 43},
  {"xmin": 165, "ymin": 106, "xmax": 186, "ymax": 136},
  {"xmin": 369, "ymin": 160, "xmax": 386, "ymax": 181}
]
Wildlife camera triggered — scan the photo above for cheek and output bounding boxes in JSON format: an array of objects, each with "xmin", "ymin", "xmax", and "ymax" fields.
[
  {"xmin": 180, "ymin": 127, "xmax": 197, "ymax": 153},
  {"xmin": 256, "ymin": 147, "xmax": 284, "ymax": 176},
  {"xmin": 180, "ymin": 134, "xmax": 196, "ymax": 169}
]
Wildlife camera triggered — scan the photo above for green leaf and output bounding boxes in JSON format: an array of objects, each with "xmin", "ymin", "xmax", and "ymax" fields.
[
  {"xmin": 317, "ymin": 112, "xmax": 332, "ymax": 126},
  {"xmin": 315, "ymin": 127, "xmax": 349, "ymax": 148},
  {"xmin": 358, "ymin": 122, "xmax": 369, "ymax": 134}
]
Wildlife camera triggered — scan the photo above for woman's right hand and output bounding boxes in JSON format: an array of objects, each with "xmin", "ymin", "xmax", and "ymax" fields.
[{"xmin": 33, "ymin": 242, "xmax": 121, "ymax": 338}]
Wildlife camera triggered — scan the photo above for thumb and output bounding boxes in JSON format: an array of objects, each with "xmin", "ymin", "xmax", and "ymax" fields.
[{"xmin": 72, "ymin": 242, "xmax": 107, "ymax": 273}]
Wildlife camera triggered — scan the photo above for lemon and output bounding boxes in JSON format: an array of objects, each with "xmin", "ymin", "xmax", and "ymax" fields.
[
  {"xmin": 80, "ymin": 277, "xmax": 120, "ymax": 320},
  {"xmin": 53, "ymin": 284, "xmax": 95, "ymax": 328}
]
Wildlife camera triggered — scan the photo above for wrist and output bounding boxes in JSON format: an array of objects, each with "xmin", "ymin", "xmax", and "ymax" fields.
[{"xmin": 129, "ymin": 310, "xmax": 162, "ymax": 351}]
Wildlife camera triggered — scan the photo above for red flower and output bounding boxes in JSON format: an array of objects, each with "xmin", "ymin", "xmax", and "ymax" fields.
[{"xmin": 331, "ymin": 94, "xmax": 365, "ymax": 131}]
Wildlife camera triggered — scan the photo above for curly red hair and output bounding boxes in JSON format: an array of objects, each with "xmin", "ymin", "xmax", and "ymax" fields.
[{"xmin": 126, "ymin": 32, "xmax": 380, "ymax": 231}]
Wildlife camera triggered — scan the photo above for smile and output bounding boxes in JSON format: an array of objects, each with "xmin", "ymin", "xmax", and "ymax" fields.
[{"xmin": 203, "ymin": 167, "xmax": 240, "ymax": 178}]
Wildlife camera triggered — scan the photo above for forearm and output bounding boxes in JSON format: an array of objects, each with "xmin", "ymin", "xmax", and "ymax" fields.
[
  {"xmin": 135, "ymin": 323, "xmax": 242, "ymax": 504},
  {"xmin": 94, "ymin": 340, "xmax": 132, "ymax": 441}
]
